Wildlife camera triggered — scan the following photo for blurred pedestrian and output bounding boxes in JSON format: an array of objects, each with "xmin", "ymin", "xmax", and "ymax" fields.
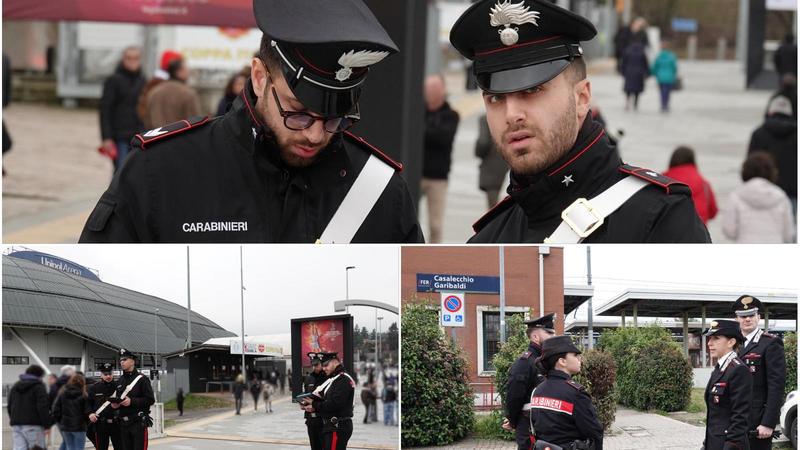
[
  {"xmin": 49, "ymin": 366, "xmax": 75, "ymax": 410},
  {"xmin": 773, "ymin": 33, "xmax": 797, "ymax": 79},
  {"xmin": 420, "ymin": 74, "xmax": 460, "ymax": 243},
  {"xmin": 3, "ymin": 52, "xmax": 12, "ymax": 173},
  {"xmin": 233, "ymin": 375, "xmax": 245, "ymax": 415},
  {"xmin": 249, "ymin": 375, "xmax": 261, "ymax": 411},
  {"xmin": 361, "ymin": 382, "xmax": 375, "ymax": 424},
  {"xmin": 8, "ymin": 364, "xmax": 53, "ymax": 450},
  {"xmin": 143, "ymin": 55, "xmax": 202, "ymax": 129},
  {"xmin": 769, "ymin": 73, "xmax": 796, "ymax": 119},
  {"xmin": 630, "ymin": 17, "xmax": 650, "ymax": 47},
  {"xmin": 651, "ymin": 39, "xmax": 678, "ymax": 112},
  {"xmin": 137, "ymin": 50, "xmax": 181, "ymax": 128},
  {"xmin": 381, "ymin": 382, "xmax": 397, "ymax": 426},
  {"xmin": 176, "ymin": 388, "xmax": 184, "ymax": 416},
  {"xmin": 51, "ymin": 374, "xmax": 90, "ymax": 450},
  {"xmin": 749, "ymin": 94, "xmax": 797, "ymax": 217},
  {"xmin": 475, "ymin": 114, "xmax": 508, "ymax": 209},
  {"xmin": 621, "ymin": 40, "xmax": 649, "ymax": 111},
  {"xmin": 217, "ymin": 70, "xmax": 247, "ymax": 116},
  {"xmin": 99, "ymin": 46, "xmax": 145, "ymax": 173},
  {"xmin": 279, "ymin": 371, "xmax": 285, "ymax": 395},
  {"xmin": 263, "ymin": 383, "xmax": 274, "ymax": 413},
  {"xmin": 663, "ymin": 146, "xmax": 717, "ymax": 224},
  {"xmin": 722, "ymin": 152, "xmax": 795, "ymax": 243},
  {"xmin": 613, "ymin": 21, "xmax": 632, "ymax": 74}
]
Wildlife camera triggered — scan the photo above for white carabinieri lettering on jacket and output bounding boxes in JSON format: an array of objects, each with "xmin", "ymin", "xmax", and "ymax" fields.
[{"xmin": 182, "ymin": 222, "xmax": 249, "ymax": 233}]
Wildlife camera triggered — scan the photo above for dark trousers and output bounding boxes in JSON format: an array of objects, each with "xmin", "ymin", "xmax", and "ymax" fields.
[
  {"xmin": 322, "ymin": 421, "xmax": 353, "ymax": 450},
  {"xmin": 658, "ymin": 83, "xmax": 672, "ymax": 111},
  {"xmin": 92, "ymin": 420, "xmax": 122, "ymax": 450},
  {"xmin": 176, "ymin": 401, "xmax": 183, "ymax": 416},
  {"xmin": 118, "ymin": 421, "xmax": 147, "ymax": 450},
  {"xmin": 235, "ymin": 397, "xmax": 243, "ymax": 414},
  {"xmin": 306, "ymin": 417, "xmax": 324, "ymax": 450},
  {"xmin": 515, "ymin": 413, "xmax": 532, "ymax": 450}
]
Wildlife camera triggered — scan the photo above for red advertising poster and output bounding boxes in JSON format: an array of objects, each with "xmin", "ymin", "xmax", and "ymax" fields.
[
  {"xmin": 300, "ymin": 319, "xmax": 345, "ymax": 367},
  {"xmin": 3, "ymin": 0, "xmax": 256, "ymax": 28}
]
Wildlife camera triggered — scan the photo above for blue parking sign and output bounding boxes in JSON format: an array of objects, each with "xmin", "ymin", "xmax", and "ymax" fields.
[
  {"xmin": 443, "ymin": 315, "xmax": 451, "ymax": 322},
  {"xmin": 455, "ymin": 315, "xmax": 463, "ymax": 322}
]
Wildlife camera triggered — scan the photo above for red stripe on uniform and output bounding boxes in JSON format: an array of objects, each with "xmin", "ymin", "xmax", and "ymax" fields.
[
  {"xmin": 331, "ymin": 431, "xmax": 338, "ymax": 449},
  {"xmin": 144, "ymin": 426, "xmax": 148, "ymax": 450},
  {"xmin": 530, "ymin": 396, "xmax": 574, "ymax": 414}
]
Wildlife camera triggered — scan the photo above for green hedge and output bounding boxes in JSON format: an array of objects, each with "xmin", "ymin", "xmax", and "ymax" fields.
[
  {"xmin": 599, "ymin": 325, "xmax": 692, "ymax": 412},
  {"xmin": 401, "ymin": 300, "xmax": 474, "ymax": 447},
  {"xmin": 785, "ymin": 332, "xmax": 797, "ymax": 397},
  {"xmin": 572, "ymin": 349, "xmax": 618, "ymax": 431}
]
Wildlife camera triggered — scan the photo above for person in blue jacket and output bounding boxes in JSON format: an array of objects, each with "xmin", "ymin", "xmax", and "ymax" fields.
[{"xmin": 651, "ymin": 40, "xmax": 679, "ymax": 112}]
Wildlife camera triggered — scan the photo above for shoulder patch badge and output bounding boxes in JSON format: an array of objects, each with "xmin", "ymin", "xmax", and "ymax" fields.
[
  {"xmin": 519, "ymin": 351, "xmax": 532, "ymax": 360},
  {"xmin": 565, "ymin": 380, "xmax": 584, "ymax": 391},
  {"xmin": 343, "ymin": 131, "xmax": 403, "ymax": 171},
  {"xmin": 618, "ymin": 164, "xmax": 689, "ymax": 195},
  {"xmin": 134, "ymin": 116, "xmax": 210, "ymax": 150}
]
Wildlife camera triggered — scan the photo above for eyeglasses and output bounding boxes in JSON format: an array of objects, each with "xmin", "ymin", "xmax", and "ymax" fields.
[{"xmin": 271, "ymin": 87, "xmax": 358, "ymax": 133}]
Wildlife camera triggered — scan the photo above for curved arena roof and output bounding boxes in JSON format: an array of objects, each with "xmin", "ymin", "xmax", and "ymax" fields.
[{"xmin": 2, "ymin": 255, "xmax": 234, "ymax": 355}]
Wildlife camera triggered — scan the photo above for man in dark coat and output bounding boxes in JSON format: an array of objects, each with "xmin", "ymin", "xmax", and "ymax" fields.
[
  {"xmin": 502, "ymin": 314, "xmax": 555, "ymax": 450},
  {"xmin": 301, "ymin": 353, "xmax": 355, "ymax": 450},
  {"xmin": 88, "ymin": 363, "xmax": 122, "ymax": 450},
  {"xmin": 449, "ymin": 0, "xmax": 709, "ymax": 244},
  {"xmin": 7, "ymin": 364, "xmax": 53, "ymax": 450},
  {"xmin": 111, "ymin": 349, "xmax": 155, "ymax": 450},
  {"xmin": 748, "ymin": 95, "xmax": 797, "ymax": 217},
  {"xmin": 80, "ymin": 0, "xmax": 422, "ymax": 244},
  {"xmin": 475, "ymin": 114, "xmax": 509, "ymax": 209},
  {"xmin": 529, "ymin": 336, "xmax": 604, "ymax": 450},
  {"xmin": 773, "ymin": 33, "xmax": 797, "ymax": 79},
  {"xmin": 421, "ymin": 73, "xmax": 460, "ymax": 243},
  {"xmin": 99, "ymin": 47, "xmax": 145, "ymax": 173},
  {"xmin": 733, "ymin": 296, "xmax": 786, "ymax": 450},
  {"xmin": 303, "ymin": 353, "xmax": 328, "ymax": 450},
  {"xmin": 621, "ymin": 41, "xmax": 649, "ymax": 111}
]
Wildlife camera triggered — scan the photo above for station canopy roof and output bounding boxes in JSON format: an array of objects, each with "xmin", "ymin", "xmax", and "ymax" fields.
[
  {"xmin": 596, "ymin": 288, "xmax": 797, "ymax": 320},
  {"xmin": 564, "ymin": 284, "xmax": 594, "ymax": 316},
  {"xmin": 2, "ymin": 255, "xmax": 234, "ymax": 355}
]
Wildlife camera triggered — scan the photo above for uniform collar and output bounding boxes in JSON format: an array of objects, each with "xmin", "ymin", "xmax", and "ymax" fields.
[
  {"xmin": 508, "ymin": 115, "xmax": 621, "ymax": 224},
  {"xmin": 744, "ymin": 327, "xmax": 761, "ymax": 346},
  {"xmin": 529, "ymin": 341, "xmax": 542, "ymax": 356},
  {"xmin": 717, "ymin": 350, "xmax": 737, "ymax": 371},
  {"xmin": 547, "ymin": 369, "xmax": 571, "ymax": 380}
]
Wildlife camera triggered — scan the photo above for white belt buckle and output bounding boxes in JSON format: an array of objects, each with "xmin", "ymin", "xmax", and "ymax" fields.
[{"xmin": 561, "ymin": 197, "xmax": 603, "ymax": 238}]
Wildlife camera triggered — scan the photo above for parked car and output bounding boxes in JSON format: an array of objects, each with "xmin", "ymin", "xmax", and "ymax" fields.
[{"xmin": 781, "ymin": 390, "xmax": 798, "ymax": 449}]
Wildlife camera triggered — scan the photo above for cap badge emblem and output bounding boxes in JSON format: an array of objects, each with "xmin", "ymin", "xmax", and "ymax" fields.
[
  {"xmin": 710, "ymin": 321, "xmax": 718, "ymax": 328},
  {"xmin": 489, "ymin": 0, "xmax": 541, "ymax": 46},
  {"xmin": 336, "ymin": 50, "xmax": 390, "ymax": 82},
  {"xmin": 561, "ymin": 174, "xmax": 574, "ymax": 186},
  {"xmin": 741, "ymin": 296, "xmax": 753, "ymax": 305}
]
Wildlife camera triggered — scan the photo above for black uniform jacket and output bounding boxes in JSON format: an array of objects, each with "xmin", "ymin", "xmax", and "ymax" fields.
[
  {"xmin": 80, "ymin": 79, "xmax": 423, "ymax": 243},
  {"xmin": 88, "ymin": 379, "xmax": 119, "ymax": 420},
  {"xmin": 737, "ymin": 330, "xmax": 786, "ymax": 429},
  {"xmin": 304, "ymin": 370, "xmax": 328, "ymax": 420},
  {"xmin": 114, "ymin": 369, "xmax": 155, "ymax": 421},
  {"xmin": 311, "ymin": 368, "xmax": 355, "ymax": 421},
  {"xmin": 468, "ymin": 116, "xmax": 711, "ymax": 243},
  {"xmin": 506, "ymin": 342, "xmax": 544, "ymax": 425},
  {"xmin": 705, "ymin": 354, "xmax": 753, "ymax": 450},
  {"xmin": 530, "ymin": 370, "xmax": 604, "ymax": 450}
]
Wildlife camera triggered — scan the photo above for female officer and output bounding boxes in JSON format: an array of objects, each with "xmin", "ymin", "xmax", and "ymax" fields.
[{"xmin": 703, "ymin": 319, "xmax": 752, "ymax": 450}]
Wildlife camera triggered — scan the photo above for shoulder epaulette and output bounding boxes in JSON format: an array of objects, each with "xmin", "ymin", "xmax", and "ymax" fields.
[
  {"xmin": 519, "ymin": 351, "xmax": 532, "ymax": 360},
  {"xmin": 565, "ymin": 380, "xmax": 584, "ymax": 391},
  {"xmin": 343, "ymin": 131, "xmax": 403, "ymax": 172},
  {"xmin": 618, "ymin": 164, "xmax": 690, "ymax": 195},
  {"xmin": 133, "ymin": 116, "xmax": 211, "ymax": 150},
  {"xmin": 472, "ymin": 195, "xmax": 515, "ymax": 232},
  {"xmin": 730, "ymin": 358, "xmax": 743, "ymax": 366},
  {"xmin": 762, "ymin": 332, "xmax": 776, "ymax": 339}
]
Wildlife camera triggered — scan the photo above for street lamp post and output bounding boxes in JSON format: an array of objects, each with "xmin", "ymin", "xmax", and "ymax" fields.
[
  {"xmin": 345, "ymin": 266, "xmax": 356, "ymax": 314},
  {"xmin": 377, "ymin": 316, "xmax": 383, "ymax": 368},
  {"xmin": 240, "ymin": 246, "xmax": 246, "ymax": 382},
  {"xmin": 154, "ymin": 308, "xmax": 159, "ymax": 402}
]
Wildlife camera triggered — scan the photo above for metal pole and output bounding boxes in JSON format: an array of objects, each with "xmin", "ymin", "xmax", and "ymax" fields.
[
  {"xmin": 538, "ymin": 249, "xmax": 545, "ymax": 322},
  {"xmin": 346, "ymin": 266, "xmax": 355, "ymax": 314},
  {"xmin": 374, "ymin": 308, "xmax": 378, "ymax": 373},
  {"xmin": 701, "ymin": 305, "xmax": 707, "ymax": 367},
  {"xmin": 155, "ymin": 308, "xmax": 159, "ymax": 403},
  {"xmin": 186, "ymin": 246, "xmax": 192, "ymax": 348},
  {"xmin": 499, "ymin": 246, "xmax": 506, "ymax": 343},
  {"xmin": 377, "ymin": 317, "xmax": 383, "ymax": 370},
  {"xmin": 587, "ymin": 246, "xmax": 593, "ymax": 349},
  {"xmin": 240, "ymin": 246, "xmax": 246, "ymax": 381}
]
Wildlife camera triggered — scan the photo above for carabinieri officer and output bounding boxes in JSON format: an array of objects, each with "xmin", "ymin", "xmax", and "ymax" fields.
[
  {"xmin": 301, "ymin": 352, "xmax": 355, "ymax": 450},
  {"xmin": 80, "ymin": 0, "xmax": 423, "ymax": 244}
]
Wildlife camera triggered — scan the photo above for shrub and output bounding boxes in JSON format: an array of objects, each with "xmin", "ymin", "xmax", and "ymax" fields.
[
  {"xmin": 572, "ymin": 349, "xmax": 618, "ymax": 431},
  {"xmin": 785, "ymin": 332, "xmax": 797, "ymax": 397},
  {"xmin": 600, "ymin": 325, "xmax": 692, "ymax": 412},
  {"xmin": 401, "ymin": 300, "xmax": 474, "ymax": 447},
  {"xmin": 473, "ymin": 410, "xmax": 514, "ymax": 440}
]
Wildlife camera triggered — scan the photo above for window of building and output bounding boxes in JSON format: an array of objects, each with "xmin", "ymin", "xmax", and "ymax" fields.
[
  {"xmin": 478, "ymin": 309, "xmax": 526, "ymax": 374},
  {"xmin": 50, "ymin": 357, "xmax": 82, "ymax": 365},
  {"xmin": 3, "ymin": 356, "xmax": 30, "ymax": 365}
]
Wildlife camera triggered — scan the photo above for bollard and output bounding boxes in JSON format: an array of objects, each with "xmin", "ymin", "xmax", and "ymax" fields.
[
  {"xmin": 717, "ymin": 37, "xmax": 728, "ymax": 60},
  {"xmin": 687, "ymin": 35, "xmax": 698, "ymax": 60}
]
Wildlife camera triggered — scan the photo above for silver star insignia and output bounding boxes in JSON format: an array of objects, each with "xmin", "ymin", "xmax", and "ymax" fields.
[{"xmin": 561, "ymin": 175, "xmax": 574, "ymax": 186}]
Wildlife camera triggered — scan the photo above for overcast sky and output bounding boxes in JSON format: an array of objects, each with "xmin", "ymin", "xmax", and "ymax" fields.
[{"xmin": 7, "ymin": 245, "xmax": 399, "ymax": 338}]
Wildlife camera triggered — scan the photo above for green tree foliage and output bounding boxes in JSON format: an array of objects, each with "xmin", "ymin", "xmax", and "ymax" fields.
[
  {"xmin": 572, "ymin": 349, "xmax": 618, "ymax": 431},
  {"xmin": 599, "ymin": 326, "xmax": 692, "ymax": 412},
  {"xmin": 785, "ymin": 332, "xmax": 797, "ymax": 397},
  {"xmin": 401, "ymin": 300, "xmax": 474, "ymax": 447}
]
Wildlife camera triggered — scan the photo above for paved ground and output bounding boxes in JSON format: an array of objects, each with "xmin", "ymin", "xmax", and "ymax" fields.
[{"xmin": 1, "ymin": 59, "xmax": 775, "ymax": 243}]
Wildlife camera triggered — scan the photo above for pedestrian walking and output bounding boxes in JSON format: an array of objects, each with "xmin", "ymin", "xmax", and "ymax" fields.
[
  {"xmin": 137, "ymin": 50, "xmax": 181, "ymax": 128},
  {"xmin": 529, "ymin": 336, "xmax": 604, "ymax": 450},
  {"xmin": 663, "ymin": 146, "xmax": 718, "ymax": 224},
  {"xmin": 7, "ymin": 364, "xmax": 53, "ymax": 450},
  {"xmin": 142, "ymin": 55, "xmax": 202, "ymax": 129},
  {"xmin": 651, "ymin": 39, "xmax": 678, "ymax": 112},
  {"xmin": 361, "ymin": 383, "xmax": 375, "ymax": 424},
  {"xmin": 420, "ymin": 73, "xmax": 460, "ymax": 243},
  {"xmin": 703, "ymin": 320, "xmax": 752, "ymax": 450},
  {"xmin": 502, "ymin": 314, "xmax": 555, "ymax": 450},
  {"xmin": 621, "ymin": 41, "xmax": 649, "ymax": 111},
  {"xmin": 3, "ymin": 52, "xmax": 13, "ymax": 175},
  {"xmin": 250, "ymin": 375, "xmax": 262, "ymax": 411},
  {"xmin": 176, "ymin": 388, "xmax": 184, "ymax": 416},
  {"xmin": 51, "ymin": 374, "xmax": 90, "ymax": 450},
  {"xmin": 382, "ymin": 383, "xmax": 397, "ymax": 426},
  {"xmin": 475, "ymin": 114, "xmax": 508, "ymax": 209},
  {"xmin": 233, "ymin": 375, "xmax": 245, "ymax": 415},
  {"xmin": 98, "ymin": 46, "xmax": 145, "ymax": 173},
  {"xmin": 773, "ymin": 33, "xmax": 796, "ymax": 79},
  {"xmin": 80, "ymin": 0, "xmax": 422, "ymax": 244},
  {"xmin": 449, "ymin": 0, "xmax": 709, "ymax": 243},
  {"xmin": 111, "ymin": 349, "xmax": 155, "ymax": 450},
  {"xmin": 87, "ymin": 363, "xmax": 122, "ymax": 450},
  {"xmin": 263, "ymin": 383, "xmax": 274, "ymax": 413},
  {"xmin": 722, "ymin": 152, "xmax": 795, "ymax": 243},
  {"xmin": 217, "ymin": 70, "xmax": 248, "ymax": 116},
  {"xmin": 300, "ymin": 353, "xmax": 355, "ymax": 450},
  {"xmin": 280, "ymin": 371, "xmax": 286, "ymax": 395},
  {"xmin": 613, "ymin": 22, "xmax": 632, "ymax": 74},
  {"xmin": 733, "ymin": 295, "xmax": 787, "ymax": 450}
]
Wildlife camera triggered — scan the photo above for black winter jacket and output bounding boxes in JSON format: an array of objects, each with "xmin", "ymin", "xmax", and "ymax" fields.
[
  {"xmin": 748, "ymin": 114, "xmax": 797, "ymax": 198},
  {"xmin": 7, "ymin": 375, "xmax": 53, "ymax": 428},
  {"xmin": 52, "ymin": 384, "xmax": 90, "ymax": 432},
  {"xmin": 100, "ymin": 64, "xmax": 145, "ymax": 142},
  {"xmin": 422, "ymin": 102, "xmax": 460, "ymax": 179}
]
